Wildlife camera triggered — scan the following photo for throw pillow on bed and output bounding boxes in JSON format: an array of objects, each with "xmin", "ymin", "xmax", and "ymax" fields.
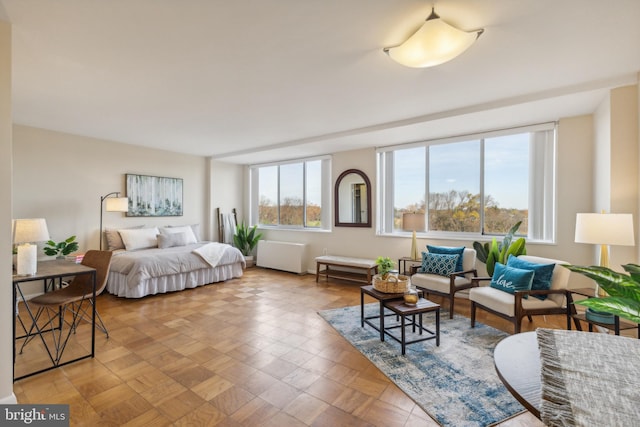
[
  {"xmin": 167, "ymin": 224, "xmax": 201, "ymax": 242},
  {"xmin": 105, "ymin": 225, "xmax": 145, "ymax": 251},
  {"xmin": 157, "ymin": 232, "xmax": 189, "ymax": 249},
  {"xmin": 118, "ymin": 227, "xmax": 160, "ymax": 251},
  {"xmin": 159, "ymin": 226, "xmax": 198, "ymax": 244},
  {"xmin": 420, "ymin": 252, "xmax": 459, "ymax": 277}
]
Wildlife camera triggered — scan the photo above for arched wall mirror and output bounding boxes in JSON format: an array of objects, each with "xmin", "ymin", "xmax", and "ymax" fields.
[{"xmin": 335, "ymin": 169, "xmax": 372, "ymax": 227}]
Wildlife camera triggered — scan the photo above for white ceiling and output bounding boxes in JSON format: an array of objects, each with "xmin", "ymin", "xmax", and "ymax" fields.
[{"xmin": 1, "ymin": 0, "xmax": 639, "ymax": 164}]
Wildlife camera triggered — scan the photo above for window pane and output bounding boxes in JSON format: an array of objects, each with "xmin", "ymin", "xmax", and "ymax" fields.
[
  {"xmin": 279, "ymin": 163, "xmax": 304, "ymax": 226},
  {"xmin": 394, "ymin": 147, "xmax": 426, "ymax": 231},
  {"xmin": 428, "ymin": 141, "xmax": 481, "ymax": 232},
  {"xmin": 258, "ymin": 166, "xmax": 278, "ymax": 225},
  {"xmin": 484, "ymin": 134, "xmax": 529, "ymax": 234},
  {"xmin": 305, "ymin": 160, "xmax": 322, "ymax": 227}
]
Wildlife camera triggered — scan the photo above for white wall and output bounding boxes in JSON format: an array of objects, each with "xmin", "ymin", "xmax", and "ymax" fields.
[
  {"xmin": 594, "ymin": 96, "xmax": 611, "ymax": 212},
  {"xmin": 0, "ymin": 19, "xmax": 17, "ymax": 404},
  {"xmin": 12, "ymin": 125, "xmax": 210, "ymax": 250},
  {"xmin": 210, "ymin": 159, "xmax": 244, "ymax": 242},
  {"xmin": 591, "ymin": 85, "xmax": 640, "ymax": 267},
  {"xmin": 610, "ymin": 85, "xmax": 639, "ymax": 265}
]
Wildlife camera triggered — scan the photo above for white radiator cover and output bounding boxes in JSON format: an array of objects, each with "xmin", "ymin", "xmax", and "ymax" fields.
[{"xmin": 257, "ymin": 240, "xmax": 306, "ymax": 274}]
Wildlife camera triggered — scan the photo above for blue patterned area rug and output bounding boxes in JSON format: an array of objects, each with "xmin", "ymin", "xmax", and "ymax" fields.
[{"xmin": 318, "ymin": 304, "xmax": 524, "ymax": 427}]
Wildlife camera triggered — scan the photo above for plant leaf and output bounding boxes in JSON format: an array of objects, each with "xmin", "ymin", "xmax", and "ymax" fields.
[
  {"xmin": 498, "ymin": 242, "xmax": 508, "ymax": 264},
  {"xmin": 500, "ymin": 221, "xmax": 521, "ymax": 252},
  {"xmin": 575, "ymin": 296, "xmax": 640, "ymax": 324},
  {"xmin": 622, "ymin": 263, "xmax": 640, "ymax": 283},
  {"xmin": 563, "ymin": 265, "xmax": 640, "ymax": 301},
  {"xmin": 486, "ymin": 239, "xmax": 499, "ymax": 276},
  {"xmin": 472, "ymin": 241, "xmax": 487, "ymax": 263},
  {"xmin": 507, "ymin": 221, "xmax": 522, "ymax": 236},
  {"xmin": 506, "ymin": 238, "xmax": 526, "ymax": 259},
  {"xmin": 62, "ymin": 242, "xmax": 79, "ymax": 255}
]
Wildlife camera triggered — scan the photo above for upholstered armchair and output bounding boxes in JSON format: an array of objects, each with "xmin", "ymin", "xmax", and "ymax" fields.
[
  {"xmin": 411, "ymin": 246, "xmax": 477, "ymax": 318},
  {"xmin": 469, "ymin": 255, "xmax": 572, "ymax": 334}
]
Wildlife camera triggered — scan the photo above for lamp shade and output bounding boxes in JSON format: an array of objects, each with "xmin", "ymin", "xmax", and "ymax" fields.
[
  {"xmin": 384, "ymin": 8, "xmax": 483, "ymax": 68},
  {"xmin": 12, "ymin": 218, "xmax": 50, "ymax": 244},
  {"xmin": 105, "ymin": 197, "xmax": 128, "ymax": 212},
  {"xmin": 575, "ymin": 213, "xmax": 635, "ymax": 246},
  {"xmin": 402, "ymin": 212, "xmax": 425, "ymax": 231}
]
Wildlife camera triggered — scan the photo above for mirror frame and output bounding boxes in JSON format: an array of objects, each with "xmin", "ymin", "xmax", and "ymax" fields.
[{"xmin": 334, "ymin": 169, "xmax": 372, "ymax": 228}]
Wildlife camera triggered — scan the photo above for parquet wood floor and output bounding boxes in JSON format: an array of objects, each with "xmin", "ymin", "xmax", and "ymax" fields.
[{"xmin": 13, "ymin": 267, "xmax": 588, "ymax": 426}]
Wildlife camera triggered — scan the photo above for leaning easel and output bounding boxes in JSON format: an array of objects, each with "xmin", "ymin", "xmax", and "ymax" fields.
[{"xmin": 216, "ymin": 207, "xmax": 237, "ymax": 243}]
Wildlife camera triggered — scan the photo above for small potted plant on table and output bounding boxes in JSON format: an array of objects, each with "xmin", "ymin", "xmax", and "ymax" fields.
[
  {"xmin": 373, "ymin": 256, "xmax": 409, "ymax": 293},
  {"xmin": 44, "ymin": 236, "xmax": 79, "ymax": 259}
]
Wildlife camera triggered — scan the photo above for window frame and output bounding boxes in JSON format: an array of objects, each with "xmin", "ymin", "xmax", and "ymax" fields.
[
  {"xmin": 376, "ymin": 123, "xmax": 557, "ymax": 242},
  {"xmin": 249, "ymin": 155, "xmax": 332, "ymax": 231}
]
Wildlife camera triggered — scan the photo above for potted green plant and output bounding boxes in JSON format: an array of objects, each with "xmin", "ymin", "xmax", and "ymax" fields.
[
  {"xmin": 375, "ymin": 256, "xmax": 395, "ymax": 279},
  {"xmin": 233, "ymin": 222, "xmax": 263, "ymax": 267},
  {"xmin": 473, "ymin": 221, "xmax": 527, "ymax": 276},
  {"xmin": 564, "ymin": 264, "xmax": 640, "ymax": 324},
  {"xmin": 373, "ymin": 256, "xmax": 408, "ymax": 293},
  {"xmin": 44, "ymin": 236, "xmax": 79, "ymax": 259}
]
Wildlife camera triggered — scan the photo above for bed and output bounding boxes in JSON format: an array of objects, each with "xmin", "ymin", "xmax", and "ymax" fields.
[{"xmin": 104, "ymin": 226, "xmax": 245, "ymax": 298}]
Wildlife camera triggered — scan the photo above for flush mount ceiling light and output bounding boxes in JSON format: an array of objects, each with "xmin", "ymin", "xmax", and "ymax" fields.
[{"xmin": 383, "ymin": 7, "xmax": 484, "ymax": 68}]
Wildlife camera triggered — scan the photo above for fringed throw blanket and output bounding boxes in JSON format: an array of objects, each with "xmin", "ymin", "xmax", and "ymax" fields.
[{"xmin": 537, "ymin": 328, "xmax": 640, "ymax": 426}]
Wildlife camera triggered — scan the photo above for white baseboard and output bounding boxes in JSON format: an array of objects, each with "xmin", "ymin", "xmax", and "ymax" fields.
[{"xmin": 0, "ymin": 392, "xmax": 17, "ymax": 404}]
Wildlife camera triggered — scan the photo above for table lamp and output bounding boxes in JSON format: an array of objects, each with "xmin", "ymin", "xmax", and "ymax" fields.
[
  {"xmin": 100, "ymin": 192, "xmax": 129, "ymax": 250},
  {"xmin": 12, "ymin": 218, "xmax": 50, "ymax": 275},
  {"xmin": 575, "ymin": 212, "xmax": 635, "ymax": 271},
  {"xmin": 402, "ymin": 212, "xmax": 426, "ymax": 260}
]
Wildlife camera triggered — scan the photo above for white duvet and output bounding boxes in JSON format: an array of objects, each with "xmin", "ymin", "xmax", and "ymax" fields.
[{"xmin": 109, "ymin": 242, "xmax": 245, "ymax": 289}]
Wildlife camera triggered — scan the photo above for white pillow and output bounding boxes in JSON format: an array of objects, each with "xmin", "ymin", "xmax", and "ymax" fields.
[
  {"xmin": 168, "ymin": 224, "xmax": 201, "ymax": 241},
  {"xmin": 157, "ymin": 232, "xmax": 189, "ymax": 249},
  {"xmin": 118, "ymin": 227, "xmax": 160, "ymax": 251},
  {"xmin": 105, "ymin": 225, "xmax": 144, "ymax": 251},
  {"xmin": 160, "ymin": 226, "xmax": 197, "ymax": 244}
]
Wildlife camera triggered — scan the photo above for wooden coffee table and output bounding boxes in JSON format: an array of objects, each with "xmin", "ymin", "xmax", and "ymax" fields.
[{"xmin": 383, "ymin": 298, "xmax": 440, "ymax": 355}]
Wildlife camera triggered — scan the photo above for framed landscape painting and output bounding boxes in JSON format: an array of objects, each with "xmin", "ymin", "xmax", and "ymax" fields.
[{"xmin": 126, "ymin": 174, "xmax": 183, "ymax": 217}]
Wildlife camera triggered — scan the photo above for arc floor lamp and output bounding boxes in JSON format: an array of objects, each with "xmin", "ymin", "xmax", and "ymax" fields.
[{"xmin": 100, "ymin": 192, "xmax": 128, "ymax": 250}]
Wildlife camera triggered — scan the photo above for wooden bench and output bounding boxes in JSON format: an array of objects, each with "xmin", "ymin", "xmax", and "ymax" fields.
[{"xmin": 315, "ymin": 255, "xmax": 378, "ymax": 284}]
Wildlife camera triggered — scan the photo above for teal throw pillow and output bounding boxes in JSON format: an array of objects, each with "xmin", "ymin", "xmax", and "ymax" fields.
[
  {"xmin": 426, "ymin": 245, "xmax": 465, "ymax": 272},
  {"xmin": 506, "ymin": 256, "xmax": 555, "ymax": 300},
  {"xmin": 490, "ymin": 263, "xmax": 534, "ymax": 296},
  {"xmin": 420, "ymin": 252, "xmax": 459, "ymax": 277}
]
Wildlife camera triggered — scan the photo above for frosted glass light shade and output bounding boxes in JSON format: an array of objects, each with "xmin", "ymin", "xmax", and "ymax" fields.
[
  {"xmin": 105, "ymin": 197, "xmax": 129, "ymax": 212},
  {"xmin": 384, "ymin": 8, "xmax": 483, "ymax": 68}
]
